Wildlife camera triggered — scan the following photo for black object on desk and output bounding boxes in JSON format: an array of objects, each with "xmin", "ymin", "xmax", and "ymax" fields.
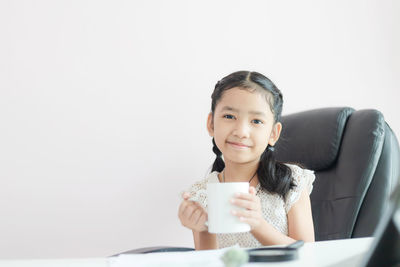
[
  {"xmin": 247, "ymin": 240, "xmax": 304, "ymax": 262},
  {"xmin": 114, "ymin": 246, "xmax": 194, "ymax": 256}
]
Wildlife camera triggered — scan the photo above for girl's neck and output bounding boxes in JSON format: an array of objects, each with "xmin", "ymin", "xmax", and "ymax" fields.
[{"xmin": 221, "ymin": 160, "xmax": 259, "ymax": 184}]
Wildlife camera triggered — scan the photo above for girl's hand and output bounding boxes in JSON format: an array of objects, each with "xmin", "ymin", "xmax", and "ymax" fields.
[
  {"xmin": 230, "ymin": 186, "xmax": 264, "ymax": 231},
  {"xmin": 178, "ymin": 192, "xmax": 208, "ymax": 232}
]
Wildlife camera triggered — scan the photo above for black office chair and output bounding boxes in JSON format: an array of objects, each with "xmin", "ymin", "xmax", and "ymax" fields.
[{"xmin": 275, "ymin": 107, "xmax": 400, "ymax": 241}]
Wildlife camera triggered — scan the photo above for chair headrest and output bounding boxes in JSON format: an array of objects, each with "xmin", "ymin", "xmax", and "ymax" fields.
[{"xmin": 275, "ymin": 107, "xmax": 355, "ymax": 170}]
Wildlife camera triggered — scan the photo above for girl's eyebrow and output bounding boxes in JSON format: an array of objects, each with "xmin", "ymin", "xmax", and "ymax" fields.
[
  {"xmin": 221, "ymin": 106, "xmax": 238, "ymax": 112},
  {"xmin": 221, "ymin": 106, "xmax": 267, "ymax": 117}
]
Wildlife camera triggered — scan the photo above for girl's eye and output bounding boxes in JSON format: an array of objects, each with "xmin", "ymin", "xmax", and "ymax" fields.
[
  {"xmin": 223, "ymin": 114, "xmax": 235, "ymax": 119},
  {"xmin": 252, "ymin": 119, "xmax": 263, "ymax": 124}
]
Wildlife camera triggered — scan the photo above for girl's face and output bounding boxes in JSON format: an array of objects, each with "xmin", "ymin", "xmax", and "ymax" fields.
[{"xmin": 207, "ymin": 87, "xmax": 282, "ymax": 165}]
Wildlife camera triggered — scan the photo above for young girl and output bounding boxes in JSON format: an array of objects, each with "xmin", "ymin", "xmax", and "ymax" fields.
[{"xmin": 178, "ymin": 71, "xmax": 315, "ymax": 250}]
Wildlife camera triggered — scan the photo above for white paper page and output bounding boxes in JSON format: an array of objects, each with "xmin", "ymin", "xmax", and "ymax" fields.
[{"xmin": 108, "ymin": 247, "xmax": 236, "ymax": 267}]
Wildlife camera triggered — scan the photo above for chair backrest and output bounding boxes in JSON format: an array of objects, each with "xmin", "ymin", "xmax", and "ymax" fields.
[{"xmin": 275, "ymin": 107, "xmax": 400, "ymax": 241}]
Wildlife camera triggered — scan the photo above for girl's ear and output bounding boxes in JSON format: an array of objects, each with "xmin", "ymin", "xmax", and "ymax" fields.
[
  {"xmin": 268, "ymin": 122, "xmax": 282, "ymax": 146},
  {"xmin": 206, "ymin": 112, "xmax": 214, "ymax": 137}
]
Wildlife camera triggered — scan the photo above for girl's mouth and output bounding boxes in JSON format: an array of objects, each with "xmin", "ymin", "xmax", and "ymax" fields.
[{"xmin": 227, "ymin": 141, "xmax": 250, "ymax": 149}]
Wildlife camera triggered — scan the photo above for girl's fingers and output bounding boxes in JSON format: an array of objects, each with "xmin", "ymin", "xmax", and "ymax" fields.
[
  {"xmin": 182, "ymin": 202, "xmax": 205, "ymax": 221},
  {"xmin": 179, "ymin": 199, "xmax": 204, "ymax": 217},
  {"xmin": 182, "ymin": 203, "xmax": 196, "ymax": 218},
  {"xmin": 178, "ymin": 198, "xmax": 208, "ymax": 231},
  {"xmin": 235, "ymin": 192, "xmax": 256, "ymax": 201},
  {"xmin": 178, "ymin": 200, "xmax": 189, "ymax": 216},
  {"xmin": 249, "ymin": 186, "xmax": 256, "ymax": 195},
  {"xmin": 190, "ymin": 207, "xmax": 202, "ymax": 222},
  {"xmin": 231, "ymin": 198, "xmax": 257, "ymax": 210},
  {"xmin": 199, "ymin": 212, "xmax": 207, "ymax": 223},
  {"xmin": 231, "ymin": 208, "xmax": 255, "ymax": 218},
  {"xmin": 182, "ymin": 192, "xmax": 191, "ymax": 200},
  {"xmin": 178, "ymin": 199, "xmax": 207, "ymax": 232},
  {"xmin": 193, "ymin": 201, "xmax": 206, "ymax": 211},
  {"xmin": 197, "ymin": 215, "xmax": 208, "ymax": 230},
  {"xmin": 194, "ymin": 214, "xmax": 207, "ymax": 232}
]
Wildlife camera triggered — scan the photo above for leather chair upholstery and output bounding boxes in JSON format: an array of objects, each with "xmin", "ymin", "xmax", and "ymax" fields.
[{"xmin": 275, "ymin": 107, "xmax": 400, "ymax": 241}]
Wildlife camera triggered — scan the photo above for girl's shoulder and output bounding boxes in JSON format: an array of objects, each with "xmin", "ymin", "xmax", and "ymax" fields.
[
  {"xmin": 285, "ymin": 163, "xmax": 315, "ymax": 181},
  {"xmin": 186, "ymin": 171, "xmax": 220, "ymax": 207},
  {"xmin": 189, "ymin": 171, "xmax": 220, "ymax": 189},
  {"xmin": 283, "ymin": 163, "xmax": 316, "ymax": 213}
]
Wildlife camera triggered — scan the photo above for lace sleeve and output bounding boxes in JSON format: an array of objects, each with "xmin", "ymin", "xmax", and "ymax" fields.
[
  {"xmin": 284, "ymin": 164, "xmax": 316, "ymax": 213},
  {"xmin": 185, "ymin": 178, "xmax": 208, "ymax": 210}
]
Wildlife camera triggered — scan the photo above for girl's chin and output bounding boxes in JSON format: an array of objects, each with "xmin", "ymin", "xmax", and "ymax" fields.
[{"xmin": 223, "ymin": 155, "xmax": 256, "ymax": 165}]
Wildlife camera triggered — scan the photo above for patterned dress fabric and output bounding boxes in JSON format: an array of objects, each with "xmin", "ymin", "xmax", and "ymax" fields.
[{"xmin": 187, "ymin": 164, "xmax": 315, "ymax": 248}]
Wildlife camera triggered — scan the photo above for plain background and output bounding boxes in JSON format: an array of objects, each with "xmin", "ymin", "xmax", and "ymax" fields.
[{"xmin": 0, "ymin": 0, "xmax": 399, "ymax": 259}]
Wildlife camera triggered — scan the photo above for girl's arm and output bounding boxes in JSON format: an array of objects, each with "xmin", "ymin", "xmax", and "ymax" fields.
[
  {"xmin": 232, "ymin": 186, "xmax": 314, "ymax": 245},
  {"xmin": 251, "ymin": 188, "xmax": 314, "ymax": 245},
  {"xmin": 286, "ymin": 188, "xmax": 315, "ymax": 242},
  {"xmin": 193, "ymin": 230, "xmax": 217, "ymax": 250}
]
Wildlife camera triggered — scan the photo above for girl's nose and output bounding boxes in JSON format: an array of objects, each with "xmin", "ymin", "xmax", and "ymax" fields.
[{"xmin": 233, "ymin": 121, "xmax": 250, "ymax": 138}]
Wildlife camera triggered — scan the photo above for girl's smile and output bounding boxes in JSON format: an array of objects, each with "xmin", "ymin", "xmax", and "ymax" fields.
[{"xmin": 226, "ymin": 141, "xmax": 251, "ymax": 150}]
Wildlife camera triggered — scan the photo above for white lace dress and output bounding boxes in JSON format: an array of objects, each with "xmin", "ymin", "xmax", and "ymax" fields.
[{"xmin": 187, "ymin": 163, "xmax": 315, "ymax": 248}]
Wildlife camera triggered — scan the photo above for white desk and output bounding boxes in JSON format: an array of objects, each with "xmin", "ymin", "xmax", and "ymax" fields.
[
  {"xmin": 0, "ymin": 258, "xmax": 108, "ymax": 267},
  {"xmin": 0, "ymin": 237, "xmax": 373, "ymax": 267},
  {"xmin": 255, "ymin": 237, "xmax": 373, "ymax": 267}
]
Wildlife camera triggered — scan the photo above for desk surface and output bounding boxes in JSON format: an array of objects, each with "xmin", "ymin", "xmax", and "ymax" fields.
[{"xmin": 0, "ymin": 237, "xmax": 373, "ymax": 267}]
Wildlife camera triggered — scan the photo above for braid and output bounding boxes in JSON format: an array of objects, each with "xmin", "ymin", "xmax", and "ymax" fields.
[
  {"xmin": 257, "ymin": 146, "xmax": 294, "ymax": 197},
  {"xmin": 211, "ymin": 138, "xmax": 225, "ymax": 172}
]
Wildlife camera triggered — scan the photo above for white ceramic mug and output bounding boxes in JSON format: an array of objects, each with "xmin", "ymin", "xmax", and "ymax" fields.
[{"xmin": 206, "ymin": 182, "xmax": 251, "ymax": 234}]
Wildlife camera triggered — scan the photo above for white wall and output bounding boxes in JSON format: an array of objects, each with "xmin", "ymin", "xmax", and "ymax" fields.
[{"xmin": 0, "ymin": 0, "xmax": 399, "ymax": 259}]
